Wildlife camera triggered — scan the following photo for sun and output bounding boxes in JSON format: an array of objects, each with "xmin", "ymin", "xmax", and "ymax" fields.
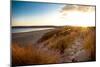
[{"xmin": 56, "ymin": 11, "xmax": 95, "ymax": 27}]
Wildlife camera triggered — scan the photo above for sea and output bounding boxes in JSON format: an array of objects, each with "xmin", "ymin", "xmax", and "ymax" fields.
[{"xmin": 12, "ymin": 28, "xmax": 54, "ymax": 33}]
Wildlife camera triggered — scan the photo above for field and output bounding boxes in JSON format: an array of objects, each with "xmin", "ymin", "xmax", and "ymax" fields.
[{"xmin": 12, "ymin": 26, "xmax": 96, "ymax": 66}]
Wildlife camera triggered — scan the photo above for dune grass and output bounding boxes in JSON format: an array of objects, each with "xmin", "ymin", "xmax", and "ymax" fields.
[
  {"xmin": 12, "ymin": 26, "xmax": 96, "ymax": 66},
  {"xmin": 12, "ymin": 43, "xmax": 61, "ymax": 66}
]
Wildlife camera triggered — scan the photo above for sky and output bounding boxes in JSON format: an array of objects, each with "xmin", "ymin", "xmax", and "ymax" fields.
[{"xmin": 12, "ymin": 1, "xmax": 95, "ymax": 26}]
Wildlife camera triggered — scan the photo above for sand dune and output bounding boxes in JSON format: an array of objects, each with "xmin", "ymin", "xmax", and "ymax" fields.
[{"xmin": 12, "ymin": 26, "xmax": 96, "ymax": 66}]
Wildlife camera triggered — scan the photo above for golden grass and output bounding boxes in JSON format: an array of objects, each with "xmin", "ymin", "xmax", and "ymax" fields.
[
  {"xmin": 12, "ymin": 27, "xmax": 96, "ymax": 66},
  {"xmin": 83, "ymin": 29, "xmax": 96, "ymax": 60},
  {"xmin": 38, "ymin": 28, "xmax": 80, "ymax": 54},
  {"xmin": 12, "ymin": 43, "xmax": 61, "ymax": 66}
]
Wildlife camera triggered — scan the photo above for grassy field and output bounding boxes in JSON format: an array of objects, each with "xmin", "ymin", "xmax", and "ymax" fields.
[{"xmin": 12, "ymin": 26, "xmax": 96, "ymax": 66}]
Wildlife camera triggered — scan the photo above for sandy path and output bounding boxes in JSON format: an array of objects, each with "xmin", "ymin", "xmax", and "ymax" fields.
[{"xmin": 63, "ymin": 32, "xmax": 92, "ymax": 62}]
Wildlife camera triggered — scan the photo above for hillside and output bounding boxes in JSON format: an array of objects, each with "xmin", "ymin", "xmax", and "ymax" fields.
[{"xmin": 12, "ymin": 26, "xmax": 96, "ymax": 66}]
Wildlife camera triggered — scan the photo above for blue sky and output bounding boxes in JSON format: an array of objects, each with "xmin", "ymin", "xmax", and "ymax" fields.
[
  {"xmin": 12, "ymin": 1, "xmax": 64, "ymax": 26},
  {"xmin": 12, "ymin": 1, "xmax": 63, "ymax": 18}
]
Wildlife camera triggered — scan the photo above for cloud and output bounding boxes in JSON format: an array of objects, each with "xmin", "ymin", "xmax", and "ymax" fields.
[{"xmin": 60, "ymin": 5, "xmax": 95, "ymax": 14}]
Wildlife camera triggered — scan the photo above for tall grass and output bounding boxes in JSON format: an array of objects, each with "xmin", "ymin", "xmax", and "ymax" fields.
[
  {"xmin": 83, "ymin": 29, "xmax": 96, "ymax": 60},
  {"xmin": 12, "ymin": 27, "xmax": 96, "ymax": 66},
  {"xmin": 38, "ymin": 28, "xmax": 80, "ymax": 54},
  {"xmin": 12, "ymin": 43, "xmax": 61, "ymax": 66}
]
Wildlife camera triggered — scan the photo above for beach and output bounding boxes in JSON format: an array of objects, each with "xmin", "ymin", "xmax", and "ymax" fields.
[{"xmin": 12, "ymin": 29, "xmax": 53, "ymax": 46}]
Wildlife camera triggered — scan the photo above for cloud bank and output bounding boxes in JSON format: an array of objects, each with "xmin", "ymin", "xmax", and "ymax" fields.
[{"xmin": 60, "ymin": 5, "xmax": 95, "ymax": 15}]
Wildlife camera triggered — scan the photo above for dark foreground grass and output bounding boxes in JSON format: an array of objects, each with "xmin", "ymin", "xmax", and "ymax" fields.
[{"xmin": 12, "ymin": 43, "xmax": 61, "ymax": 66}]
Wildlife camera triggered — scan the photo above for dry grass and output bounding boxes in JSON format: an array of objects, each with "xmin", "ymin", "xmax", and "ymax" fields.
[
  {"xmin": 38, "ymin": 27, "xmax": 80, "ymax": 54},
  {"xmin": 12, "ymin": 26, "xmax": 96, "ymax": 66},
  {"xmin": 12, "ymin": 43, "xmax": 61, "ymax": 66},
  {"xmin": 83, "ymin": 29, "xmax": 96, "ymax": 60}
]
